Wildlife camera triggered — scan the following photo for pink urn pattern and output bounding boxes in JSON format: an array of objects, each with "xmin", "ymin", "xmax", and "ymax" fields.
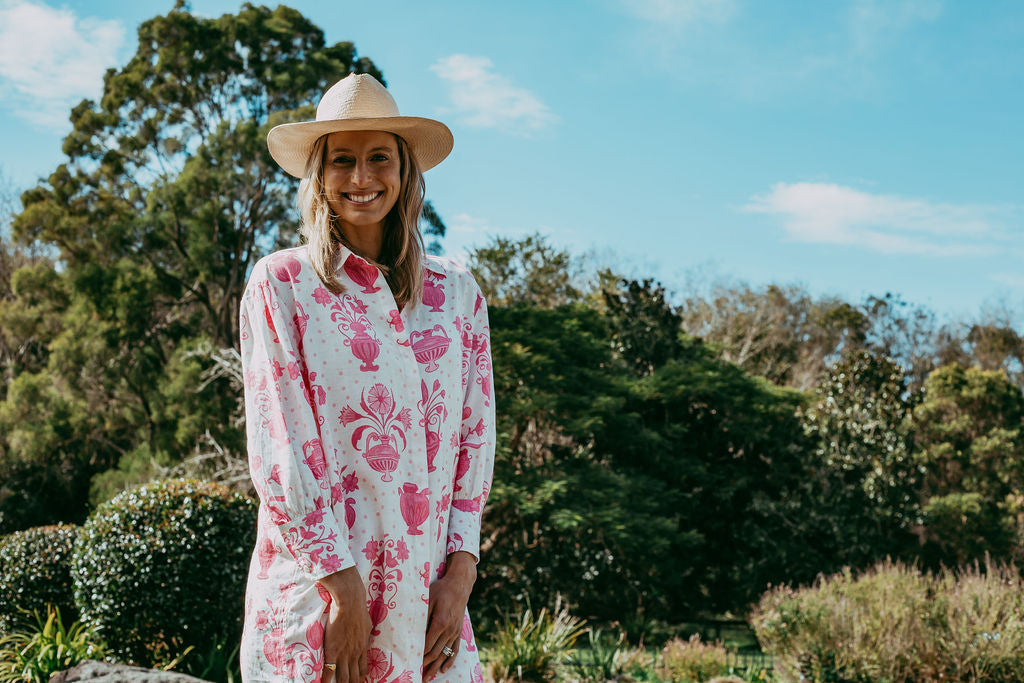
[
  {"xmin": 399, "ymin": 482, "xmax": 432, "ymax": 535},
  {"xmin": 422, "ymin": 271, "xmax": 446, "ymax": 312},
  {"xmin": 410, "ymin": 324, "xmax": 451, "ymax": 372},
  {"xmin": 343, "ymin": 255, "xmax": 382, "ymax": 293},
  {"xmin": 339, "ymin": 383, "xmax": 412, "ymax": 482},
  {"xmin": 313, "ymin": 288, "xmax": 382, "ymax": 371},
  {"xmin": 418, "ymin": 378, "xmax": 448, "ymax": 472}
]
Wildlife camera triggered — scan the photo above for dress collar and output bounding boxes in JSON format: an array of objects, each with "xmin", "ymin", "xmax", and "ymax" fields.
[{"xmin": 331, "ymin": 240, "xmax": 446, "ymax": 277}]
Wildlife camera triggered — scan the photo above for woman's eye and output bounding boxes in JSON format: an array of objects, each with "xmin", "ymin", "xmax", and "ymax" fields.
[
  {"xmin": 333, "ymin": 156, "xmax": 354, "ymax": 165},
  {"xmin": 372, "ymin": 154, "xmax": 389, "ymax": 162}
]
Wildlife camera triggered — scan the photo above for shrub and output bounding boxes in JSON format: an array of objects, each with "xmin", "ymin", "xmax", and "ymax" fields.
[
  {"xmin": 0, "ymin": 524, "xmax": 79, "ymax": 632},
  {"xmin": 752, "ymin": 559, "xmax": 1024, "ymax": 682},
  {"xmin": 0, "ymin": 605, "xmax": 105, "ymax": 683},
  {"xmin": 656, "ymin": 634, "xmax": 728, "ymax": 682},
  {"xmin": 485, "ymin": 596, "xmax": 587, "ymax": 682},
  {"xmin": 70, "ymin": 478, "xmax": 256, "ymax": 665}
]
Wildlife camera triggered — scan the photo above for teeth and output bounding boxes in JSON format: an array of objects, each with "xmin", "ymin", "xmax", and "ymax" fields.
[{"xmin": 347, "ymin": 192, "xmax": 379, "ymax": 203}]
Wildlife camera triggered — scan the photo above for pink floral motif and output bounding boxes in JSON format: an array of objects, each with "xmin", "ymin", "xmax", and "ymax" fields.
[
  {"xmin": 317, "ymin": 291, "xmax": 382, "ymax": 371},
  {"xmin": 418, "ymin": 379, "xmax": 448, "ymax": 472},
  {"xmin": 339, "ymin": 383, "xmax": 412, "ymax": 482},
  {"xmin": 435, "ymin": 486, "xmax": 451, "ymax": 542},
  {"xmin": 387, "ymin": 309, "xmax": 404, "ymax": 332},
  {"xmin": 472, "ymin": 662, "xmax": 484, "ymax": 683},
  {"xmin": 364, "ymin": 647, "xmax": 417, "ymax": 683},
  {"xmin": 363, "ymin": 535, "xmax": 408, "ymax": 636}
]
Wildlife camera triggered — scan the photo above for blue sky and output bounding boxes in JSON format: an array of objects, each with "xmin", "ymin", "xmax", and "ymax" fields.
[{"xmin": 1, "ymin": 0, "xmax": 1021, "ymax": 325}]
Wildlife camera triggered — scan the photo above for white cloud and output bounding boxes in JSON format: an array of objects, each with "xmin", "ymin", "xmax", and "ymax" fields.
[
  {"xmin": 991, "ymin": 272, "xmax": 1024, "ymax": 289},
  {"xmin": 430, "ymin": 54, "xmax": 557, "ymax": 134},
  {"xmin": 617, "ymin": 0, "xmax": 736, "ymax": 27},
  {"xmin": 0, "ymin": 0, "xmax": 125, "ymax": 128},
  {"xmin": 448, "ymin": 212, "xmax": 493, "ymax": 235},
  {"xmin": 743, "ymin": 182, "xmax": 1016, "ymax": 257}
]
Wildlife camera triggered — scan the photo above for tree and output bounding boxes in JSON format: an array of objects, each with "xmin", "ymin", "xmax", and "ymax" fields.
[
  {"xmin": 787, "ymin": 349, "xmax": 919, "ymax": 572},
  {"xmin": 467, "ymin": 233, "xmax": 587, "ymax": 308},
  {"xmin": 0, "ymin": 3, "xmax": 396, "ymax": 530},
  {"xmin": 913, "ymin": 363, "xmax": 1024, "ymax": 566},
  {"xmin": 678, "ymin": 279, "xmax": 870, "ymax": 391}
]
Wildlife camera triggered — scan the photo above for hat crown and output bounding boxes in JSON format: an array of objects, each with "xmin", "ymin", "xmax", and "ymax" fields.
[{"xmin": 316, "ymin": 73, "xmax": 399, "ymax": 122}]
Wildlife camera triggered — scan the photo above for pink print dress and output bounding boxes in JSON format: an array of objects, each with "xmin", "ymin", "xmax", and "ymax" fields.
[{"xmin": 238, "ymin": 242, "xmax": 494, "ymax": 683}]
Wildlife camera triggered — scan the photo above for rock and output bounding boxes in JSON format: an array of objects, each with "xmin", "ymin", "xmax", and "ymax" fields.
[{"xmin": 50, "ymin": 660, "xmax": 210, "ymax": 683}]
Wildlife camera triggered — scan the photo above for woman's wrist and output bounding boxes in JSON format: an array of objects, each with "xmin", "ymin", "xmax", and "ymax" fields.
[
  {"xmin": 445, "ymin": 550, "xmax": 478, "ymax": 582},
  {"xmin": 318, "ymin": 565, "xmax": 362, "ymax": 601}
]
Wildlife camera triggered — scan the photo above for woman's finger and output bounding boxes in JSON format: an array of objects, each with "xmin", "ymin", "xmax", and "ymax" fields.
[{"xmin": 440, "ymin": 638, "xmax": 460, "ymax": 674}]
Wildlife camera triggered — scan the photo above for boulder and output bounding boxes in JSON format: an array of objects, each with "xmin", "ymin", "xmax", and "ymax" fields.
[{"xmin": 50, "ymin": 660, "xmax": 209, "ymax": 683}]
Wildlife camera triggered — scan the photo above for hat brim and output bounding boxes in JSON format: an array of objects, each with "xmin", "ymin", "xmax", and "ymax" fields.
[{"xmin": 267, "ymin": 116, "xmax": 454, "ymax": 178}]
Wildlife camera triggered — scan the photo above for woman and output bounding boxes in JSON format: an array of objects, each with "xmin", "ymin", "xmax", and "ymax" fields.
[{"xmin": 238, "ymin": 73, "xmax": 495, "ymax": 683}]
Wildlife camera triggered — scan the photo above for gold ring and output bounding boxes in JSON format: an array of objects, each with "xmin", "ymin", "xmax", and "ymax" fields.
[{"xmin": 324, "ymin": 663, "xmax": 337, "ymax": 671}]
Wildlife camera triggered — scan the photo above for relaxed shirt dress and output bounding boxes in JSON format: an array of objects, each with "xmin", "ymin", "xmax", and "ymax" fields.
[{"xmin": 238, "ymin": 241, "xmax": 495, "ymax": 683}]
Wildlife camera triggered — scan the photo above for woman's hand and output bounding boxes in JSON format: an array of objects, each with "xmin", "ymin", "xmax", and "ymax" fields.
[
  {"xmin": 422, "ymin": 551, "xmax": 477, "ymax": 681},
  {"xmin": 318, "ymin": 566, "xmax": 372, "ymax": 683}
]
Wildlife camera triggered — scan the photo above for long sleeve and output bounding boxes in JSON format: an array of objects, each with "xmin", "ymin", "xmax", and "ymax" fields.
[
  {"xmin": 240, "ymin": 265, "xmax": 355, "ymax": 581},
  {"xmin": 447, "ymin": 278, "xmax": 496, "ymax": 564}
]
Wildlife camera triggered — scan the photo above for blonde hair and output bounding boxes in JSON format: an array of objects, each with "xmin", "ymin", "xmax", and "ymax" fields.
[{"xmin": 297, "ymin": 132, "xmax": 426, "ymax": 310}]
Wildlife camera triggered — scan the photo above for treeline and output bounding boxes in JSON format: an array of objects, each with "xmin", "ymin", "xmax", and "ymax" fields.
[{"xmin": 2, "ymin": 2, "xmax": 1024, "ymax": 635}]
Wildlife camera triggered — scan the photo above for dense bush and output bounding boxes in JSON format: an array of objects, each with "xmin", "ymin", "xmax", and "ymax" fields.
[
  {"xmin": 752, "ymin": 560, "xmax": 1024, "ymax": 682},
  {"xmin": 656, "ymin": 634, "xmax": 728, "ymax": 682},
  {"xmin": 70, "ymin": 478, "xmax": 256, "ymax": 665},
  {"xmin": 0, "ymin": 524, "xmax": 79, "ymax": 631}
]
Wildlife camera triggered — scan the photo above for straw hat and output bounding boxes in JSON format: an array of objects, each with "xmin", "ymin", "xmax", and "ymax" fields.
[{"xmin": 267, "ymin": 73, "xmax": 454, "ymax": 178}]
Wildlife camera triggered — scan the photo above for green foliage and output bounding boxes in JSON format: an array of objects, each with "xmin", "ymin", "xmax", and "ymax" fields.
[
  {"xmin": 656, "ymin": 635, "xmax": 728, "ymax": 683},
  {"xmin": 0, "ymin": 2, "xmax": 383, "ymax": 533},
  {"xmin": 769, "ymin": 350, "xmax": 920, "ymax": 583},
  {"xmin": 173, "ymin": 630, "xmax": 242, "ymax": 683},
  {"xmin": 467, "ymin": 233, "xmax": 586, "ymax": 308},
  {"xmin": 0, "ymin": 606, "xmax": 106, "ymax": 683},
  {"xmin": 70, "ymin": 478, "xmax": 256, "ymax": 665},
  {"xmin": 484, "ymin": 597, "xmax": 587, "ymax": 683},
  {"xmin": 563, "ymin": 629, "xmax": 629, "ymax": 682},
  {"xmin": 914, "ymin": 363, "xmax": 1024, "ymax": 567},
  {"xmin": 0, "ymin": 524, "xmax": 79, "ymax": 632},
  {"xmin": 752, "ymin": 559, "xmax": 1024, "ymax": 682}
]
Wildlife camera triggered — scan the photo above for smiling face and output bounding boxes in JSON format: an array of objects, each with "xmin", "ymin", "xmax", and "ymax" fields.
[{"xmin": 322, "ymin": 130, "xmax": 402, "ymax": 242}]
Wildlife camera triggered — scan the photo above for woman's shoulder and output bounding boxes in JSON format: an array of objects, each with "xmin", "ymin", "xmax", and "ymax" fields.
[{"xmin": 423, "ymin": 253, "xmax": 479, "ymax": 290}]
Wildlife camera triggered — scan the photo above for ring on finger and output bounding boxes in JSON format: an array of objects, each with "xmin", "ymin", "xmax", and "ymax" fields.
[
  {"xmin": 442, "ymin": 645, "xmax": 455, "ymax": 657},
  {"xmin": 324, "ymin": 663, "xmax": 337, "ymax": 671}
]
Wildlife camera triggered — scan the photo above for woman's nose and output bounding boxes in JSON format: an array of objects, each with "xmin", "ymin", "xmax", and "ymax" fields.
[{"xmin": 351, "ymin": 159, "xmax": 371, "ymax": 187}]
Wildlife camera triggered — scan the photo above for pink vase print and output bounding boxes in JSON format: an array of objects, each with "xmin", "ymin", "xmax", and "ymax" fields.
[
  {"xmin": 302, "ymin": 438, "xmax": 328, "ymax": 486},
  {"xmin": 268, "ymin": 253, "xmax": 302, "ymax": 283},
  {"xmin": 313, "ymin": 288, "xmax": 383, "ymax": 372},
  {"xmin": 362, "ymin": 535, "xmax": 409, "ymax": 637},
  {"xmin": 423, "ymin": 272, "xmax": 446, "ymax": 312},
  {"xmin": 399, "ymin": 482, "xmax": 431, "ymax": 535},
  {"xmin": 256, "ymin": 537, "xmax": 276, "ymax": 579},
  {"xmin": 410, "ymin": 324, "xmax": 451, "ymax": 372},
  {"xmin": 349, "ymin": 321, "xmax": 381, "ymax": 371},
  {"xmin": 339, "ymin": 383, "xmax": 413, "ymax": 482},
  {"xmin": 344, "ymin": 255, "xmax": 381, "ymax": 293},
  {"xmin": 417, "ymin": 379, "xmax": 448, "ymax": 472}
]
